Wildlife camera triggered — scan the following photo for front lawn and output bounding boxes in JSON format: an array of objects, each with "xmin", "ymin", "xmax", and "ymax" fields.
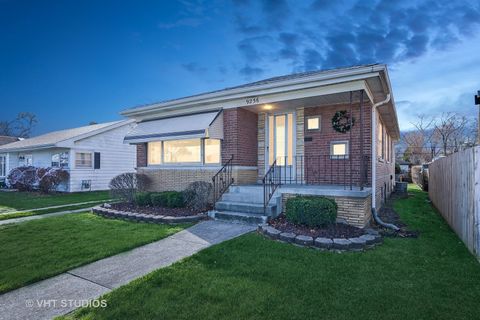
[
  {"xmin": 0, "ymin": 190, "xmax": 111, "ymax": 213},
  {"xmin": 66, "ymin": 185, "xmax": 480, "ymax": 320},
  {"xmin": 0, "ymin": 213, "xmax": 189, "ymax": 293}
]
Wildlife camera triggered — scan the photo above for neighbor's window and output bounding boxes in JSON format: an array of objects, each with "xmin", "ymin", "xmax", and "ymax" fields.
[
  {"xmin": 75, "ymin": 152, "xmax": 92, "ymax": 168},
  {"xmin": 204, "ymin": 139, "xmax": 221, "ymax": 164},
  {"xmin": 0, "ymin": 156, "xmax": 6, "ymax": 177},
  {"xmin": 306, "ymin": 116, "xmax": 320, "ymax": 130},
  {"xmin": 51, "ymin": 152, "xmax": 69, "ymax": 168},
  {"xmin": 330, "ymin": 141, "xmax": 349, "ymax": 159},
  {"xmin": 147, "ymin": 141, "xmax": 162, "ymax": 165},
  {"xmin": 163, "ymin": 139, "xmax": 201, "ymax": 163},
  {"xmin": 18, "ymin": 154, "xmax": 33, "ymax": 166}
]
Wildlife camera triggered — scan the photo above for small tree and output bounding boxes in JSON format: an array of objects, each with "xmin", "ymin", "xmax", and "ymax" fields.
[{"xmin": 109, "ymin": 172, "xmax": 150, "ymax": 203}]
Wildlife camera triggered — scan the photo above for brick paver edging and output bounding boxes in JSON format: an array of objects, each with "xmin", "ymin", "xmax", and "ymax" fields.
[
  {"xmin": 92, "ymin": 206, "xmax": 206, "ymax": 224},
  {"xmin": 257, "ymin": 224, "xmax": 383, "ymax": 251}
]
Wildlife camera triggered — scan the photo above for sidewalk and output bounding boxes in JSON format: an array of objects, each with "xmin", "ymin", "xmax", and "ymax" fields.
[
  {"xmin": 0, "ymin": 200, "xmax": 111, "ymax": 215},
  {"xmin": 0, "ymin": 220, "xmax": 255, "ymax": 320}
]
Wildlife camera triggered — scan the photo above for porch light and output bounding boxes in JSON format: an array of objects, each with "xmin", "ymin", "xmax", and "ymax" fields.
[{"xmin": 263, "ymin": 104, "xmax": 273, "ymax": 110}]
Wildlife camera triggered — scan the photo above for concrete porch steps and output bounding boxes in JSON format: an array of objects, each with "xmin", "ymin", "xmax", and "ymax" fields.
[{"xmin": 212, "ymin": 185, "xmax": 282, "ymax": 224}]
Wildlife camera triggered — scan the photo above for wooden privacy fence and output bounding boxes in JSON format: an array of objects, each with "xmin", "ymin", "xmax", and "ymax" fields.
[{"xmin": 428, "ymin": 147, "xmax": 480, "ymax": 259}]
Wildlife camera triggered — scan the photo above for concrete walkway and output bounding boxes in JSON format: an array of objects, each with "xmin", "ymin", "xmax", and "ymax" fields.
[
  {"xmin": 0, "ymin": 220, "xmax": 255, "ymax": 320},
  {"xmin": 0, "ymin": 207, "xmax": 92, "ymax": 226}
]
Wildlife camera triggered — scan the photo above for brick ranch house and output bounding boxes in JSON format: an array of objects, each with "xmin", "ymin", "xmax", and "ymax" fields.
[{"xmin": 121, "ymin": 64, "xmax": 400, "ymax": 227}]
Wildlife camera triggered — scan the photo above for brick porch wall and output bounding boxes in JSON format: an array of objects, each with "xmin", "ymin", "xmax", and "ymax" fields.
[
  {"xmin": 303, "ymin": 103, "xmax": 372, "ymax": 187},
  {"xmin": 222, "ymin": 108, "xmax": 258, "ymax": 166},
  {"xmin": 281, "ymin": 193, "xmax": 372, "ymax": 228}
]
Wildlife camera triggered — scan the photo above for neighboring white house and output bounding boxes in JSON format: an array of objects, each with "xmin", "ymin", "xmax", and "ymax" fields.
[{"xmin": 0, "ymin": 120, "xmax": 137, "ymax": 192}]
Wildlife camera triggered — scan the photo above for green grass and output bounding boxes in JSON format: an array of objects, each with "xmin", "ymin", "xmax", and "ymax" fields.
[
  {"xmin": 0, "ymin": 190, "xmax": 111, "ymax": 213},
  {"xmin": 64, "ymin": 185, "xmax": 480, "ymax": 320},
  {"xmin": 0, "ymin": 201, "xmax": 109, "ymax": 221},
  {"xmin": 0, "ymin": 213, "xmax": 189, "ymax": 293}
]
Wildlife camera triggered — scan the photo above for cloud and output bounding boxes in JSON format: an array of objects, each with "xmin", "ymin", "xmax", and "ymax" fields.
[
  {"xmin": 232, "ymin": 0, "xmax": 480, "ymax": 73},
  {"xmin": 182, "ymin": 62, "xmax": 207, "ymax": 74},
  {"xmin": 158, "ymin": 17, "xmax": 203, "ymax": 29},
  {"xmin": 239, "ymin": 65, "xmax": 264, "ymax": 77}
]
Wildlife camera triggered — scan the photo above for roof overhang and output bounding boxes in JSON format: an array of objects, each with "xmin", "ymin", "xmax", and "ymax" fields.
[{"xmin": 121, "ymin": 64, "xmax": 400, "ymax": 140}]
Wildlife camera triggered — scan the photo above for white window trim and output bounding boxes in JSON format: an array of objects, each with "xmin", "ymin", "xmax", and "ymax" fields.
[
  {"xmin": 0, "ymin": 155, "xmax": 6, "ymax": 177},
  {"xmin": 147, "ymin": 138, "xmax": 221, "ymax": 167},
  {"xmin": 306, "ymin": 115, "xmax": 321, "ymax": 131},
  {"xmin": 75, "ymin": 152, "xmax": 94, "ymax": 169},
  {"xmin": 330, "ymin": 140, "xmax": 349, "ymax": 159}
]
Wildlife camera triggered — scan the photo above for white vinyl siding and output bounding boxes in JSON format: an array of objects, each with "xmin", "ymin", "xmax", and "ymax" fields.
[{"xmin": 68, "ymin": 124, "xmax": 136, "ymax": 192}]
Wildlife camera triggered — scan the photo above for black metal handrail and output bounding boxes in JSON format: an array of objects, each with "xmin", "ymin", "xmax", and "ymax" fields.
[
  {"xmin": 263, "ymin": 159, "xmax": 281, "ymax": 214},
  {"xmin": 212, "ymin": 155, "xmax": 234, "ymax": 206}
]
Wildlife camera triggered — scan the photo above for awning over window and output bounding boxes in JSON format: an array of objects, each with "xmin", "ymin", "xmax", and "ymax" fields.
[{"xmin": 124, "ymin": 110, "xmax": 223, "ymax": 144}]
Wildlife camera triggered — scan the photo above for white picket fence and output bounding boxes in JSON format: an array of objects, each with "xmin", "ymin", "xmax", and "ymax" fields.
[{"xmin": 428, "ymin": 147, "xmax": 480, "ymax": 259}]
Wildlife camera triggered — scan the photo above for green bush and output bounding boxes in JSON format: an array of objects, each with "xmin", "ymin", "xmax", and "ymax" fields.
[
  {"xmin": 151, "ymin": 191, "xmax": 185, "ymax": 208},
  {"xmin": 134, "ymin": 192, "xmax": 152, "ymax": 206},
  {"xmin": 285, "ymin": 196, "xmax": 337, "ymax": 228}
]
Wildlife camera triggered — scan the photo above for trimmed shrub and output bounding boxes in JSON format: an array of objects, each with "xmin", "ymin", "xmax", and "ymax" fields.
[
  {"xmin": 285, "ymin": 196, "xmax": 337, "ymax": 228},
  {"xmin": 7, "ymin": 166, "xmax": 38, "ymax": 191},
  {"xmin": 183, "ymin": 181, "xmax": 212, "ymax": 211},
  {"xmin": 151, "ymin": 191, "xmax": 185, "ymax": 208},
  {"xmin": 109, "ymin": 173, "xmax": 150, "ymax": 203},
  {"xmin": 134, "ymin": 192, "xmax": 152, "ymax": 206},
  {"xmin": 37, "ymin": 167, "xmax": 69, "ymax": 193}
]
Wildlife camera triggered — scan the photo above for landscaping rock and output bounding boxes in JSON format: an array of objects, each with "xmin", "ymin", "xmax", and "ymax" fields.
[
  {"xmin": 295, "ymin": 235, "xmax": 314, "ymax": 246},
  {"xmin": 314, "ymin": 237, "xmax": 333, "ymax": 249},
  {"xmin": 257, "ymin": 223, "xmax": 268, "ymax": 233},
  {"xmin": 332, "ymin": 238, "xmax": 352, "ymax": 250},
  {"xmin": 359, "ymin": 234, "xmax": 376, "ymax": 245},
  {"xmin": 365, "ymin": 228, "xmax": 380, "ymax": 236},
  {"xmin": 262, "ymin": 226, "xmax": 280, "ymax": 239},
  {"xmin": 279, "ymin": 232, "xmax": 296, "ymax": 243},
  {"xmin": 349, "ymin": 237, "xmax": 366, "ymax": 250}
]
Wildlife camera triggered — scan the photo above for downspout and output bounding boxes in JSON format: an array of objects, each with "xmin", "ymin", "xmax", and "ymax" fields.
[{"xmin": 371, "ymin": 93, "xmax": 400, "ymax": 231}]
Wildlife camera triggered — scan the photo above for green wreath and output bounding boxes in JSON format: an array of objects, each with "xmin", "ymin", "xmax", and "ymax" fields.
[{"xmin": 332, "ymin": 110, "xmax": 355, "ymax": 133}]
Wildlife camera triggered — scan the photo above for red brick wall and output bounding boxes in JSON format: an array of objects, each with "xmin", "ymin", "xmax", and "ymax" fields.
[
  {"xmin": 136, "ymin": 143, "xmax": 147, "ymax": 168},
  {"xmin": 303, "ymin": 103, "xmax": 372, "ymax": 187},
  {"xmin": 222, "ymin": 108, "xmax": 258, "ymax": 166}
]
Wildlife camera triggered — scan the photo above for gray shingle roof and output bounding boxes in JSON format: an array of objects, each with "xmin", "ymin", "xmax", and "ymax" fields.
[
  {"xmin": 123, "ymin": 64, "xmax": 380, "ymax": 113},
  {"xmin": 0, "ymin": 121, "xmax": 126, "ymax": 152}
]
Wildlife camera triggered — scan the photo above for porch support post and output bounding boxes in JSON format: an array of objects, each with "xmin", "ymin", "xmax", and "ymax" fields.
[{"xmin": 359, "ymin": 90, "xmax": 364, "ymax": 190}]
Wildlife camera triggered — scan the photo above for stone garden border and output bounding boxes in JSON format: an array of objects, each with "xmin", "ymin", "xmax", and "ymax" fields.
[
  {"xmin": 92, "ymin": 205, "xmax": 206, "ymax": 224},
  {"xmin": 257, "ymin": 224, "xmax": 383, "ymax": 252}
]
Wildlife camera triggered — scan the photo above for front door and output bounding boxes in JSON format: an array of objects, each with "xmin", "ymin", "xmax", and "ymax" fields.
[{"xmin": 266, "ymin": 113, "xmax": 295, "ymax": 182}]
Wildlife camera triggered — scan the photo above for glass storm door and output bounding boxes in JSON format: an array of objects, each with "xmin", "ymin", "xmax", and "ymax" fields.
[{"xmin": 267, "ymin": 113, "xmax": 294, "ymax": 181}]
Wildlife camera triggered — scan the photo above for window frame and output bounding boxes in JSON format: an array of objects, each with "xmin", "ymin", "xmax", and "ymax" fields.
[
  {"xmin": 330, "ymin": 140, "xmax": 349, "ymax": 159},
  {"xmin": 0, "ymin": 155, "xmax": 6, "ymax": 177},
  {"xmin": 147, "ymin": 138, "xmax": 222, "ymax": 166},
  {"xmin": 306, "ymin": 115, "xmax": 321, "ymax": 131},
  {"xmin": 51, "ymin": 151, "xmax": 70, "ymax": 168},
  {"xmin": 75, "ymin": 152, "xmax": 93, "ymax": 169}
]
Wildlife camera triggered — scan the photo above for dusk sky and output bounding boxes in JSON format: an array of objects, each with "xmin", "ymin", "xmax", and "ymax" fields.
[{"xmin": 1, "ymin": 0, "xmax": 479, "ymax": 135}]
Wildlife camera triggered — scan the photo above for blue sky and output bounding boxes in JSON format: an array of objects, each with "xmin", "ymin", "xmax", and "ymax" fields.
[{"xmin": 1, "ymin": 0, "xmax": 479, "ymax": 134}]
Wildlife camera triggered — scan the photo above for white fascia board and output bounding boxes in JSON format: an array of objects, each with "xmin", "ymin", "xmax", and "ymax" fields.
[
  {"xmin": 121, "ymin": 68, "xmax": 383, "ymax": 118},
  {"xmin": 0, "ymin": 144, "xmax": 57, "ymax": 153},
  {"xmin": 131, "ymin": 79, "xmax": 376, "ymax": 122}
]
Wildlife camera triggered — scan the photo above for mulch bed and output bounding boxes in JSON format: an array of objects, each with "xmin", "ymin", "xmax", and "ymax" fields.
[
  {"xmin": 109, "ymin": 203, "xmax": 203, "ymax": 217},
  {"xmin": 269, "ymin": 215, "xmax": 365, "ymax": 239}
]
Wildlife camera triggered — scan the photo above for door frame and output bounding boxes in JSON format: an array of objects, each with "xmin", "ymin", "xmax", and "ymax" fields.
[{"xmin": 264, "ymin": 111, "xmax": 297, "ymax": 180}]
